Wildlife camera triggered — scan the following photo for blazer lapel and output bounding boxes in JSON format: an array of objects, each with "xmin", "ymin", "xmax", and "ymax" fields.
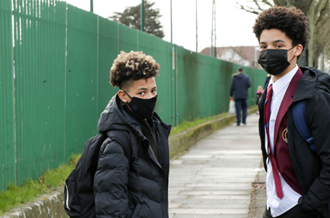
[{"xmin": 273, "ymin": 68, "xmax": 303, "ymax": 147}]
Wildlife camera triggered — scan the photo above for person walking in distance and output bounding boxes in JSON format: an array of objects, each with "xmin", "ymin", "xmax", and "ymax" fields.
[
  {"xmin": 230, "ymin": 67, "xmax": 252, "ymax": 126},
  {"xmin": 254, "ymin": 6, "xmax": 330, "ymax": 218}
]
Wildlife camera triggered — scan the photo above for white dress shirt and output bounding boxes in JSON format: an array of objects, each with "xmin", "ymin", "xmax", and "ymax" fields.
[{"xmin": 265, "ymin": 65, "xmax": 301, "ymax": 217}]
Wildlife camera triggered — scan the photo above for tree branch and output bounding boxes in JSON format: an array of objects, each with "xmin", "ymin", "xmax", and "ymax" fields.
[
  {"xmin": 273, "ymin": 0, "xmax": 287, "ymax": 6},
  {"xmin": 236, "ymin": 2, "xmax": 260, "ymax": 15},
  {"xmin": 253, "ymin": 0, "xmax": 264, "ymax": 11},
  {"xmin": 315, "ymin": 0, "xmax": 325, "ymax": 13},
  {"xmin": 261, "ymin": 0, "xmax": 274, "ymax": 6},
  {"xmin": 315, "ymin": 0, "xmax": 329, "ymax": 26},
  {"xmin": 295, "ymin": 0, "xmax": 312, "ymax": 14},
  {"xmin": 308, "ymin": 1, "xmax": 315, "ymax": 13},
  {"xmin": 286, "ymin": 0, "xmax": 295, "ymax": 7}
]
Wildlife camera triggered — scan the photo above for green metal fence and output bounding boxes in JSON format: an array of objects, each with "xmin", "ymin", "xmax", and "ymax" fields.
[
  {"xmin": 174, "ymin": 47, "xmax": 266, "ymax": 125},
  {"xmin": 0, "ymin": 0, "xmax": 16, "ymax": 192},
  {"xmin": 0, "ymin": 0, "xmax": 267, "ymax": 190},
  {"xmin": 12, "ymin": 0, "xmax": 67, "ymax": 187}
]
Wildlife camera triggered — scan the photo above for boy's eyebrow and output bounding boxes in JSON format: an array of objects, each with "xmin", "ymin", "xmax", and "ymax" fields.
[
  {"xmin": 259, "ymin": 39, "xmax": 286, "ymax": 44},
  {"xmin": 136, "ymin": 86, "xmax": 157, "ymax": 91},
  {"xmin": 272, "ymin": 39, "xmax": 286, "ymax": 43},
  {"xmin": 137, "ymin": 87, "xmax": 148, "ymax": 91}
]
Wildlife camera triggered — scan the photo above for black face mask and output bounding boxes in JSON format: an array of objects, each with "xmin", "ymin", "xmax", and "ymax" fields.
[
  {"xmin": 258, "ymin": 47, "xmax": 295, "ymax": 76},
  {"xmin": 124, "ymin": 91, "xmax": 157, "ymax": 119}
]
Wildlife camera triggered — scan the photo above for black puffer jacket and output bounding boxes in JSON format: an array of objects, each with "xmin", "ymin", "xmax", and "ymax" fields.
[
  {"xmin": 93, "ymin": 94, "xmax": 171, "ymax": 218},
  {"xmin": 258, "ymin": 67, "xmax": 330, "ymax": 217}
]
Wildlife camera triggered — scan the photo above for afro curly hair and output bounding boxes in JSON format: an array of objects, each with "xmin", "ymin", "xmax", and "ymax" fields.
[
  {"xmin": 253, "ymin": 6, "xmax": 310, "ymax": 51},
  {"xmin": 110, "ymin": 51, "xmax": 160, "ymax": 90}
]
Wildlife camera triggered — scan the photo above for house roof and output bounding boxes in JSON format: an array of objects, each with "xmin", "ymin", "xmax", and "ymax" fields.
[{"xmin": 200, "ymin": 46, "xmax": 259, "ymax": 61}]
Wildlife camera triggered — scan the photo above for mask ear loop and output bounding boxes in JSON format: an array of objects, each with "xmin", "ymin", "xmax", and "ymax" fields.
[
  {"xmin": 288, "ymin": 46, "xmax": 296, "ymax": 63},
  {"xmin": 122, "ymin": 90, "xmax": 133, "ymax": 108},
  {"xmin": 123, "ymin": 90, "xmax": 132, "ymax": 99},
  {"xmin": 288, "ymin": 46, "xmax": 296, "ymax": 51}
]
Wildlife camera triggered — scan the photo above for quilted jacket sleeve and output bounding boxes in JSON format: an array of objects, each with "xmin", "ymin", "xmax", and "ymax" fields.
[
  {"xmin": 298, "ymin": 90, "xmax": 330, "ymax": 213},
  {"xmin": 93, "ymin": 140, "xmax": 129, "ymax": 218}
]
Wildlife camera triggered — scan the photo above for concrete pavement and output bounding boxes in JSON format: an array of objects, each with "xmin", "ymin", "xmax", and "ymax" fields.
[{"xmin": 168, "ymin": 113, "xmax": 266, "ymax": 218}]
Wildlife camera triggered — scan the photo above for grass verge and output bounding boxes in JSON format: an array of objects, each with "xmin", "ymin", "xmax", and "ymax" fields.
[
  {"xmin": 0, "ymin": 154, "xmax": 80, "ymax": 215},
  {"xmin": 170, "ymin": 111, "xmax": 230, "ymax": 136}
]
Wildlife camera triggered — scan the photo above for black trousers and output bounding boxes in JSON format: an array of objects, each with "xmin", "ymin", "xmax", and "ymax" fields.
[
  {"xmin": 235, "ymin": 98, "xmax": 247, "ymax": 124},
  {"xmin": 263, "ymin": 205, "xmax": 319, "ymax": 218}
]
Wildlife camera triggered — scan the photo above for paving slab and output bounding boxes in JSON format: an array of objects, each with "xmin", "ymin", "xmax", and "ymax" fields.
[{"xmin": 169, "ymin": 114, "xmax": 263, "ymax": 218}]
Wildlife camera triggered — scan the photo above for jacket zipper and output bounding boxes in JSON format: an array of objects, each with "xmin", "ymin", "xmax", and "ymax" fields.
[{"xmin": 148, "ymin": 146, "xmax": 163, "ymax": 169}]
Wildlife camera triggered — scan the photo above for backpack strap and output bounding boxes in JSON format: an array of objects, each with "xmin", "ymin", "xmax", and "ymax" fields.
[
  {"xmin": 106, "ymin": 130, "xmax": 132, "ymax": 165},
  {"xmin": 292, "ymin": 100, "xmax": 317, "ymax": 153}
]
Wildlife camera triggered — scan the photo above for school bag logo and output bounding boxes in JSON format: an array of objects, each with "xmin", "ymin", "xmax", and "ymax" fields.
[{"xmin": 282, "ymin": 128, "xmax": 288, "ymax": 144}]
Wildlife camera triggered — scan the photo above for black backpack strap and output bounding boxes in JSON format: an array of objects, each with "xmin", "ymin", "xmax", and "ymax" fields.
[{"xmin": 106, "ymin": 130, "xmax": 132, "ymax": 165}]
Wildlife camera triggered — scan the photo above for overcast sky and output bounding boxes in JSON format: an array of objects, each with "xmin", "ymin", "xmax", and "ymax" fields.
[{"xmin": 64, "ymin": 0, "xmax": 260, "ymax": 52}]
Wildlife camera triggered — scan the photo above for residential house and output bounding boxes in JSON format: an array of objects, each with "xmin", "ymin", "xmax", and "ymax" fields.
[{"xmin": 200, "ymin": 46, "xmax": 261, "ymax": 68}]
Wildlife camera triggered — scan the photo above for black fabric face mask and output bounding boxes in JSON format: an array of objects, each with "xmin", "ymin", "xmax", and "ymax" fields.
[
  {"xmin": 258, "ymin": 47, "xmax": 295, "ymax": 76},
  {"xmin": 124, "ymin": 91, "xmax": 157, "ymax": 119}
]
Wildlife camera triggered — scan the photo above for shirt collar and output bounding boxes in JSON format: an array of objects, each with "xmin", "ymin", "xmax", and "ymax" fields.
[{"xmin": 268, "ymin": 65, "xmax": 298, "ymax": 95}]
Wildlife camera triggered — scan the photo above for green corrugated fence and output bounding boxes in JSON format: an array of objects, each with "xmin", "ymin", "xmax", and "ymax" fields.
[
  {"xmin": 0, "ymin": 0, "xmax": 267, "ymax": 191},
  {"xmin": 0, "ymin": 0, "xmax": 16, "ymax": 192}
]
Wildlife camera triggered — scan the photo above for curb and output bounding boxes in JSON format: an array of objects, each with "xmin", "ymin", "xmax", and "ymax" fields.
[
  {"xmin": 248, "ymin": 161, "xmax": 267, "ymax": 218},
  {"xmin": 1, "ymin": 191, "xmax": 67, "ymax": 218},
  {"xmin": 1, "ymin": 107, "xmax": 258, "ymax": 218},
  {"xmin": 169, "ymin": 107, "xmax": 258, "ymax": 159}
]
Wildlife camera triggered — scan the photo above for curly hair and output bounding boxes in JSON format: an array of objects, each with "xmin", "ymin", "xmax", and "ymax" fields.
[
  {"xmin": 110, "ymin": 51, "xmax": 160, "ymax": 89},
  {"xmin": 253, "ymin": 6, "xmax": 310, "ymax": 50}
]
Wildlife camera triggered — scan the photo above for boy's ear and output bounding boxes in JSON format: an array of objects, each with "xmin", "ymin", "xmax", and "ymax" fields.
[
  {"xmin": 118, "ymin": 90, "xmax": 128, "ymax": 103},
  {"xmin": 295, "ymin": 44, "xmax": 303, "ymax": 57}
]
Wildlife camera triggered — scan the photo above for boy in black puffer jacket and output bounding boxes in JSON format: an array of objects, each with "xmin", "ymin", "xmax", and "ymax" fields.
[{"xmin": 94, "ymin": 51, "xmax": 171, "ymax": 218}]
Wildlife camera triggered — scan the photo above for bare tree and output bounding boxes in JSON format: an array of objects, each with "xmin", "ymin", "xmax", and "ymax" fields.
[{"xmin": 237, "ymin": 0, "xmax": 273, "ymax": 14}]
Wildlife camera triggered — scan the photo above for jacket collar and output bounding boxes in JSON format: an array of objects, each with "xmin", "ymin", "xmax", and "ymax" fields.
[{"xmin": 293, "ymin": 66, "xmax": 318, "ymax": 102}]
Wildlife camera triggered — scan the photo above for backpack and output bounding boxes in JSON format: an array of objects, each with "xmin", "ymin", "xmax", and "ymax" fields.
[{"xmin": 64, "ymin": 130, "xmax": 131, "ymax": 218}]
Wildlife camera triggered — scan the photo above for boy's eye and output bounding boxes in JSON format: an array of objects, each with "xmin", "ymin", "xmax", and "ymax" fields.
[
  {"xmin": 139, "ymin": 92, "xmax": 145, "ymax": 96},
  {"xmin": 275, "ymin": 45, "xmax": 282, "ymax": 48},
  {"xmin": 152, "ymin": 90, "xmax": 157, "ymax": 93}
]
